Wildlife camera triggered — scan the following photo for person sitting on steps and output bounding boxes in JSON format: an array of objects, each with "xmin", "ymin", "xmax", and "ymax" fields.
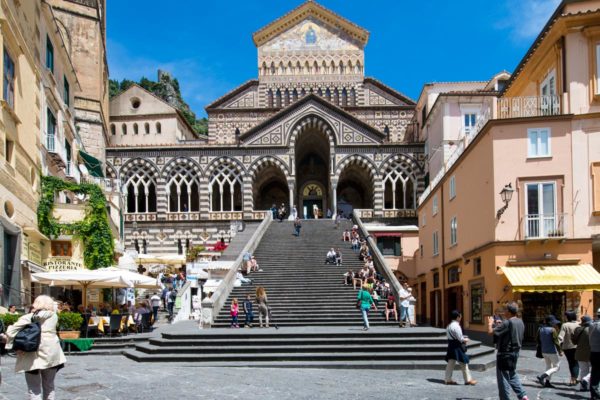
[
  {"xmin": 325, "ymin": 248, "xmax": 336, "ymax": 265},
  {"xmin": 343, "ymin": 270, "xmax": 354, "ymax": 286},
  {"xmin": 335, "ymin": 248, "xmax": 342, "ymax": 266}
]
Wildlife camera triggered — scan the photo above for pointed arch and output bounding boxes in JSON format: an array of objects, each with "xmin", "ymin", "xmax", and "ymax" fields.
[
  {"xmin": 162, "ymin": 157, "xmax": 203, "ymax": 212},
  {"xmin": 206, "ymin": 157, "xmax": 245, "ymax": 212},
  {"xmin": 380, "ymin": 155, "xmax": 421, "ymax": 210},
  {"xmin": 120, "ymin": 158, "xmax": 159, "ymax": 213}
]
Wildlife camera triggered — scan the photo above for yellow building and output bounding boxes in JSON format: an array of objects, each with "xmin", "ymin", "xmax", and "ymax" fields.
[{"xmin": 414, "ymin": 0, "xmax": 600, "ymax": 341}]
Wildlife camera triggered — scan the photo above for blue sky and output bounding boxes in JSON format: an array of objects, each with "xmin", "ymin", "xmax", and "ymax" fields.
[{"xmin": 107, "ymin": 0, "xmax": 560, "ymax": 116}]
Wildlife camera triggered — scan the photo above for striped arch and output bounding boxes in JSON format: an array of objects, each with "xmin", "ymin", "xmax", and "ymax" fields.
[
  {"xmin": 248, "ymin": 155, "xmax": 290, "ymax": 179},
  {"xmin": 105, "ymin": 162, "xmax": 117, "ymax": 179},
  {"xmin": 205, "ymin": 157, "xmax": 246, "ymax": 212},
  {"xmin": 120, "ymin": 158, "xmax": 160, "ymax": 213},
  {"xmin": 205, "ymin": 156, "xmax": 246, "ymax": 176},
  {"xmin": 287, "ymin": 114, "xmax": 337, "ymax": 149},
  {"xmin": 335, "ymin": 154, "xmax": 379, "ymax": 179},
  {"xmin": 161, "ymin": 157, "xmax": 203, "ymax": 179},
  {"xmin": 161, "ymin": 157, "xmax": 203, "ymax": 212},
  {"xmin": 119, "ymin": 157, "xmax": 160, "ymax": 179},
  {"xmin": 379, "ymin": 153, "xmax": 424, "ymax": 175}
]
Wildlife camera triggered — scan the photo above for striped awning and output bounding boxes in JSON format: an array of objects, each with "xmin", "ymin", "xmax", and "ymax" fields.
[{"xmin": 501, "ymin": 264, "xmax": 600, "ymax": 293}]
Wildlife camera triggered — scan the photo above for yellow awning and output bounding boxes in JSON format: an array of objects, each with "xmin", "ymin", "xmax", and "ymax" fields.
[{"xmin": 501, "ymin": 264, "xmax": 600, "ymax": 292}]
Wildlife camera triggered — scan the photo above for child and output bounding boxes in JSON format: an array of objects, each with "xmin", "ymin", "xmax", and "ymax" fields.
[
  {"xmin": 230, "ymin": 298, "xmax": 239, "ymax": 328},
  {"xmin": 243, "ymin": 294, "xmax": 254, "ymax": 328}
]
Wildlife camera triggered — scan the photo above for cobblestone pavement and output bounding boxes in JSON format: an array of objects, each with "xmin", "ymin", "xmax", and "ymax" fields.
[{"xmin": 0, "ymin": 348, "xmax": 590, "ymax": 399}]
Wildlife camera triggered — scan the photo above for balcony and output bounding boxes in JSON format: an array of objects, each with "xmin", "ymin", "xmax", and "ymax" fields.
[
  {"xmin": 43, "ymin": 133, "xmax": 66, "ymax": 169},
  {"xmin": 43, "ymin": 256, "xmax": 84, "ymax": 271},
  {"xmin": 497, "ymin": 95, "xmax": 561, "ymax": 119},
  {"xmin": 65, "ymin": 161, "xmax": 81, "ymax": 183},
  {"xmin": 523, "ymin": 213, "xmax": 566, "ymax": 240},
  {"xmin": 80, "ymin": 176, "xmax": 122, "ymax": 193},
  {"xmin": 53, "ymin": 203, "xmax": 86, "ymax": 224}
]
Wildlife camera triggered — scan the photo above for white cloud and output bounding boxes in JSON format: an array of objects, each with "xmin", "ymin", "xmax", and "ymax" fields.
[
  {"xmin": 497, "ymin": 0, "xmax": 561, "ymax": 42},
  {"xmin": 107, "ymin": 39, "xmax": 232, "ymax": 116}
]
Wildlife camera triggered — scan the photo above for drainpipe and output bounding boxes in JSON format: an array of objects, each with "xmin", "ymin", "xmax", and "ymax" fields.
[{"xmin": 440, "ymin": 184, "xmax": 446, "ymax": 327}]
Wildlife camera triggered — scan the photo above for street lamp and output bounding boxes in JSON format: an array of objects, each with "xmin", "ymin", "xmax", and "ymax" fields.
[{"xmin": 496, "ymin": 183, "xmax": 514, "ymax": 220}]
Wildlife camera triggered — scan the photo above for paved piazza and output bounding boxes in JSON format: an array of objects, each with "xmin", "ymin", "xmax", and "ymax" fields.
[{"xmin": 0, "ymin": 349, "xmax": 589, "ymax": 399}]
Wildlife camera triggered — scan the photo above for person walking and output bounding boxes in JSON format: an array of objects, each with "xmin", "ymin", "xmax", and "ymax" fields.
[
  {"xmin": 487, "ymin": 302, "xmax": 528, "ymax": 400},
  {"xmin": 589, "ymin": 308, "xmax": 600, "ymax": 399},
  {"xmin": 536, "ymin": 315, "xmax": 563, "ymax": 388},
  {"xmin": 150, "ymin": 292, "xmax": 161, "ymax": 324},
  {"xmin": 573, "ymin": 315, "xmax": 592, "ymax": 391},
  {"xmin": 4, "ymin": 295, "xmax": 66, "ymax": 400},
  {"xmin": 559, "ymin": 310, "xmax": 580, "ymax": 386},
  {"xmin": 293, "ymin": 217, "xmax": 302, "ymax": 236},
  {"xmin": 444, "ymin": 310, "xmax": 477, "ymax": 385},
  {"xmin": 230, "ymin": 298, "xmax": 239, "ymax": 328},
  {"xmin": 398, "ymin": 282, "xmax": 411, "ymax": 327},
  {"xmin": 256, "ymin": 286, "xmax": 270, "ymax": 328},
  {"xmin": 357, "ymin": 283, "xmax": 376, "ymax": 331},
  {"xmin": 166, "ymin": 288, "xmax": 176, "ymax": 322}
]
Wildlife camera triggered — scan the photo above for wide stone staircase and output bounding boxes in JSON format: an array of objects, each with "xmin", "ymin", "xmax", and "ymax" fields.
[{"xmin": 124, "ymin": 220, "xmax": 496, "ymax": 369}]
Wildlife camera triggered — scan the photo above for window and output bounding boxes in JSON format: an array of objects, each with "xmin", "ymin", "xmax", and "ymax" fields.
[
  {"xmin": 433, "ymin": 272, "xmax": 439, "ymax": 288},
  {"xmin": 63, "ymin": 76, "xmax": 70, "ymax": 106},
  {"xmin": 64, "ymin": 140, "xmax": 71, "ymax": 174},
  {"xmin": 5, "ymin": 139, "xmax": 14, "ymax": 164},
  {"xmin": 432, "ymin": 231, "xmax": 439, "ymax": 256},
  {"xmin": 156, "ymin": 122, "xmax": 161, "ymax": 134},
  {"xmin": 3, "ymin": 48, "xmax": 15, "ymax": 108},
  {"xmin": 450, "ymin": 216, "xmax": 457, "ymax": 246},
  {"xmin": 144, "ymin": 122, "xmax": 150, "ymax": 134},
  {"xmin": 46, "ymin": 108, "xmax": 56, "ymax": 151},
  {"xmin": 463, "ymin": 113, "xmax": 477, "ymax": 135},
  {"xmin": 133, "ymin": 123, "xmax": 138, "ymax": 135},
  {"xmin": 525, "ymin": 182, "xmax": 557, "ymax": 238},
  {"xmin": 473, "ymin": 257, "xmax": 482, "ymax": 276},
  {"xmin": 449, "ymin": 176, "xmax": 456, "ymax": 199},
  {"xmin": 432, "ymin": 195, "xmax": 438, "ymax": 215},
  {"xmin": 596, "ymin": 43, "xmax": 600, "ymax": 95},
  {"xmin": 470, "ymin": 282, "xmax": 484, "ymax": 323},
  {"xmin": 528, "ymin": 128, "xmax": 551, "ymax": 157},
  {"xmin": 421, "ymin": 213, "xmax": 426, "ymax": 227},
  {"xmin": 447, "ymin": 266, "xmax": 460, "ymax": 284},
  {"xmin": 376, "ymin": 236, "xmax": 401, "ymax": 256},
  {"xmin": 51, "ymin": 241, "xmax": 72, "ymax": 257},
  {"xmin": 46, "ymin": 35, "xmax": 54, "ymax": 72},
  {"xmin": 593, "ymin": 162, "xmax": 600, "ymax": 214},
  {"xmin": 122, "ymin": 123, "xmax": 127, "ymax": 135},
  {"xmin": 110, "ymin": 124, "xmax": 115, "ymax": 136}
]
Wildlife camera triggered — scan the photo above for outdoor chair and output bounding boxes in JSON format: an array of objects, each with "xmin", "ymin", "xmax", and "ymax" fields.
[
  {"xmin": 120, "ymin": 313, "xmax": 130, "ymax": 336},
  {"xmin": 81, "ymin": 313, "xmax": 98, "ymax": 338},
  {"xmin": 138, "ymin": 313, "xmax": 153, "ymax": 334},
  {"xmin": 108, "ymin": 314, "xmax": 123, "ymax": 337}
]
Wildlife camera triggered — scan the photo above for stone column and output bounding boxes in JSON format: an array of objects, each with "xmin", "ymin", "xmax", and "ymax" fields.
[
  {"xmin": 242, "ymin": 175, "xmax": 254, "ymax": 219},
  {"xmin": 199, "ymin": 176, "xmax": 211, "ymax": 220},
  {"xmin": 331, "ymin": 178, "xmax": 338, "ymax": 217},
  {"xmin": 373, "ymin": 176, "xmax": 384, "ymax": 218}
]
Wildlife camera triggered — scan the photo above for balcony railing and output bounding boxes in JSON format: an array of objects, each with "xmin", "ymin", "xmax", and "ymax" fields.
[
  {"xmin": 80, "ymin": 175, "xmax": 121, "ymax": 192},
  {"xmin": 523, "ymin": 213, "xmax": 566, "ymax": 239},
  {"xmin": 497, "ymin": 95, "xmax": 561, "ymax": 119},
  {"xmin": 43, "ymin": 132, "xmax": 67, "ymax": 168},
  {"xmin": 65, "ymin": 161, "xmax": 81, "ymax": 182}
]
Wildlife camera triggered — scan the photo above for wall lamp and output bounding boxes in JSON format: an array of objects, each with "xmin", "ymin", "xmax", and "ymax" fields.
[{"xmin": 495, "ymin": 183, "xmax": 514, "ymax": 220}]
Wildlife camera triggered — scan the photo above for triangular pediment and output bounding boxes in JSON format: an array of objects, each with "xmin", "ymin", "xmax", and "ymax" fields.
[
  {"xmin": 205, "ymin": 80, "xmax": 259, "ymax": 110},
  {"xmin": 240, "ymin": 95, "xmax": 385, "ymax": 147},
  {"xmin": 252, "ymin": 1, "xmax": 369, "ymax": 48},
  {"xmin": 110, "ymin": 84, "xmax": 177, "ymax": 117}
]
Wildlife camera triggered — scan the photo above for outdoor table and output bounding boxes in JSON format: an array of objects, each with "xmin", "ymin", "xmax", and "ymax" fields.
[
  {"xmin": 61, "ymin": 338, "xmax": 94, "ymax": 354},
  {"xmin": 90, "ymin": 315, "xmax": 135, "ymax": 334}
]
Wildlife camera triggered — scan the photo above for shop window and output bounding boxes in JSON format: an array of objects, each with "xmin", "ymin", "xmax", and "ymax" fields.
[
  {"xmin": 470, "ymin": 282, "xmax": 484, "ymax": 323},
  {"xmin": 473, "ymin": 257, "xmax": 482, "ymax": 276},
  {"xmin": 448, "ymin": 266, "xmax": 460, "ymax": 284},
  {"xmin": 376, "ymin": 236, "xmax": 401, "ymax": 256}
]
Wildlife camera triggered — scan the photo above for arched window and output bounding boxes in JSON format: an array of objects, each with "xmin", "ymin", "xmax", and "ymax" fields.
[
  {"xmin": 110, "ymin": 124, "xmax": 115, "ymax": 136},
  {"xmin": 322, "ymin": 61, "xmax": 328, "ymax": 74},
  {"xmin": 382, "ymin": 159, "xmax": 418, "ymax": 210},
  {"xmin": 341, "ymin": 88, "xmax": 348, "ymax": 106},
  {"xmin": 339, "ymin": 60, "xmax": 345, "ymax": 74},
  {"xmin": 156, "ymin": 122, "xmax": 161, "ymax": 134},
  {"xmin": 313, "ymin": 61, "xmax": 319, "ymax": 74},
  {"xmin": 270, "ymin": 62, "xmax": 276, "ymax": 75},
  {"xmin": 347, "ymin": 61, "xmax": 353, "ymax": 74},
  {"xmin": 333, "ymin": 88, "xmax": 339, "ymax": 105},
  {"xmin": 284, "ymin": 89, "xmax": 290, "ymax": 106},
  {"xmin": 123, "ymin": 164, "xmax": 157, "ymax": 213},
  {"xmin": 287, "ymin": 61, "xmax": 293, "ymax": 75},
  {"xmin": 355, "ymin": 61, "xmax": 362, "ymax": 74},
  {"xmin": 144, "ymin": 122, "xmax": 150, "ymax": 134},
  {"xmin": 133, "ymin": 123, "xmax": 139, "ymax": 135},
  {"xmin": 304, "ymin": 61, "xmax": 311, "ymax": 75},
  {"xmin": 292, "ymin": 89, "xmax": 298, "ymax": 102},
  {"xmin": 325, "ymin": 88, "xmax": 331, "ymax": 101},
  {"xmin": 275, "ymin": 89, "xmax": 282, "ymax": 108},
  {"xmin": 261, "ymin": 62, "xmax": 267, "ymax": 76},
  {"xmin": 296, "ymin": 61, "xmax": 302, "ymax": 74},
  {"xmin": 267, "ymin": 89, "xmax": 274, "ymax": 108},
  {"xmin": 330, "ymin": 60, "xmax": 336, "ymax": 74},
  {"xmin": 278, "ymin": 62, "xmax": 285, "ymax": 75},
  {"xmin": 350, "ymin": 88, "xmax": 357, "ymax": 106},
  {"xmin": 122, "ymin": 123, "xmax": 127, "ymax": 135},
  {"xmin": 209, "ymin": 161, "xmax": 243, "ymax": 212},
  {"xmin": 166, "ymin": 161, "xmax": 201, "ymax": 212}
]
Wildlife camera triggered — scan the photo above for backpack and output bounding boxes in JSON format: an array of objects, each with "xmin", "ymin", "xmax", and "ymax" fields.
[
  {"xmin": 169, "ymin": 290, "xmax": 177, "ymax": 301},
  {"xmin": 13, "ymin": 313, "xmax": 42, "ymax": 352}
]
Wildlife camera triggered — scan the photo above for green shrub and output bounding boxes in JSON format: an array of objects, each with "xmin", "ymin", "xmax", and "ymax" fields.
[
  {"xmin": 0, "ymin": 313, "xmax": 19, "ymax": 327},
  {"xmin": 57, "ymin": 312, "xmax": 83, "ymax": 331}
]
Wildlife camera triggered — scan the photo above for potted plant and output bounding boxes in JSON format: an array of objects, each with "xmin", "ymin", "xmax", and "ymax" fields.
[
  {"xmin": 57, "ymin": 312, "xmax": 83, "ymax": 339},
  {"xmin": 0, "ymin": 313, "xmax": 19, "ymax": 328}
]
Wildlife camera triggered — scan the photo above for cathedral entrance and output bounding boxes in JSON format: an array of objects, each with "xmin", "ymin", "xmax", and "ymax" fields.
[
  {"xmin": 337, "ymin": 162, "xmax": 374, "ymax": 214},
  {"xmin": 253, "ymin": 164, "xmax": 288, "ymax": 211},
  {"xmin": 294, "ymin": 116, "xmax": 331, "ymax": 219}
]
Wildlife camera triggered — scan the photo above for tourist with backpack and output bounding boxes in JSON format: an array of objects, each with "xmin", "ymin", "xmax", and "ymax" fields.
[
  {"xmin": 167, "ymin": 288, "xmax": 177, "ymax": 321},
  {"xmin": 4, "ymin": 295, "xmax": 66, "ymax": 399}
]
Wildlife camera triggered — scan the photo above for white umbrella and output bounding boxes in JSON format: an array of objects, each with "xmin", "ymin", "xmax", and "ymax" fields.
[
  {"xmin": 95, "ymin": 267, "xmax": 159, "ymax": 289},
  {"xmin": 31, "ymin": 270, "xmax": 130, "ymax": 308}
]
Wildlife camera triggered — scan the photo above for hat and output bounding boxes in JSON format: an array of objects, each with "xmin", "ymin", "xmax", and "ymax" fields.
[
  {"xmin": 582, "ymin": 315, "xmax": 592, "ymax": 324},
  {"xmin": 545, "ymin": 315, "xmax": 560, "ymax": 326}
]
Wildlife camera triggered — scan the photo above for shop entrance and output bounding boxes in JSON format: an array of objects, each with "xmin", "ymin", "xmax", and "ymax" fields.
[
  {"xmin": 521, "ymin": 292, "xmax": 566, "ymax": 341},
  {"xmin": 445, "ymin": 285, "xmax": 463, "ymax": 326}
]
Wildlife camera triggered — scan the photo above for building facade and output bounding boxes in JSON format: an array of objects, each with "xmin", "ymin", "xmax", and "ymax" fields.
[
  {"xmin": 413, "ymin": 0, "xmax": 600, "ymax": 341},
  {"xmin": 107, "ymin": 1, "xmax": 425, "ymax": 258}
]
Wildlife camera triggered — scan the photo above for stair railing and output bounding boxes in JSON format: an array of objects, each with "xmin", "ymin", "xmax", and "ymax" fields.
[
  {"xmin": 172, "ymin": 280, "xmax": 192, "ymax": 323},
  {"xmin": 200, "ymin": 212, "xmax": 273, "ymax": 328},
  {"xmin": 351, "ymin": 211, "xmax": 403, "ymax": 303}
]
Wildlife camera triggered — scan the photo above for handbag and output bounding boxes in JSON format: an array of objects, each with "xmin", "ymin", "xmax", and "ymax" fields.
[
  {"xmin": 13, "ymin": 313, "xmax": 41, "ymax": 352},
  {"xmin": 449, "ymin": 326, "xmax": 468, "ymax": 353}
]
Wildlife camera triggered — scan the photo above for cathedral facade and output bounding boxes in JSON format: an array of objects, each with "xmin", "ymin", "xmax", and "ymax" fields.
[{"xmin": 106, "ymin": 1, "xmax": 425, "ymax": 256}]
